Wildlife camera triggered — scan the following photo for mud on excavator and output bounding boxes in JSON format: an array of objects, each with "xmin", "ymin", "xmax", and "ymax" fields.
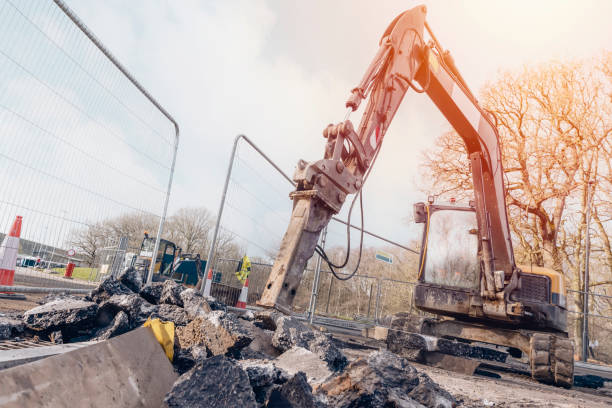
[{"xmin": 256, "ymin": 5, "xmax": 574, "ymax": 387}]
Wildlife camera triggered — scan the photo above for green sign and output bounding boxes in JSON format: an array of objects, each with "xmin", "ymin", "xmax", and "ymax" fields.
[
  {"xmin": 375, "ymin": 251, "xmax": 393, "ymax": 264},
  {"xmin": 213, "ymin": 271, "xmax": 222, "ymax": 283}
]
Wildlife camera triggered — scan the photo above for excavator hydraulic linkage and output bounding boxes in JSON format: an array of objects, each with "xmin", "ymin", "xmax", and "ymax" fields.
[{"xmin": 259, "ymin": 5, "xmax": 515, "ymax": 314}]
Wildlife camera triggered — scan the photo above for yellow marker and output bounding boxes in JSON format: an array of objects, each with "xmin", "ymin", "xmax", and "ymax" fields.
[{"xmin": 143, "ymin": 317, "xmax": 175, "ymax": 361}]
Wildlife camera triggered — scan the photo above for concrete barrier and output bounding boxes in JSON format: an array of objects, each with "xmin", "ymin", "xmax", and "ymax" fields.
[{"xmin": 0, "ymin": 327, "xmax": 177, "ymax": 407}]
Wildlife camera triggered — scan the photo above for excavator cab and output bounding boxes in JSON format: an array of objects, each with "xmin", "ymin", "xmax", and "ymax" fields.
[
  {"xmin": 413, "ymin": 201, "xmax": 568, "ymax": 333},
  {"xmin": 414, "ymin": 201, "xmax": 480, "ymax": 291}
]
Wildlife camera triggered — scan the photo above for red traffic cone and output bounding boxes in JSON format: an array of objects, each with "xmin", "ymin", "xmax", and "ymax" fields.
[
  {"xmin": 203, "ymin": 268, "xmax": 213, "ymax": 297},
  {"xmin": 0, "ymin": 216, "xmax": 22, "ymax": 292},
  {"xmin": 236, "ymin": 278, "xmax": 249, "ymax": 309}
]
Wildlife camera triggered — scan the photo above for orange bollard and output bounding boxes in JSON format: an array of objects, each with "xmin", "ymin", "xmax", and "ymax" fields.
[{"xmin": 64, "ymin": 262, "xmax": 75, "ymax": 278}]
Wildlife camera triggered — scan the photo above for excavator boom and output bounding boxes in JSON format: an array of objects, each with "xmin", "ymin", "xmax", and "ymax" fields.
[{"xmin": 259, "ymin": 5, "xmax": 514, "ymax": 311}]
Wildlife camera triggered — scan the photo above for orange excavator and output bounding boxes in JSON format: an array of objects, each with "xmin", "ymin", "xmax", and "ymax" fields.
[{"xmin": 258, "ymin": 5, "xmax": 573, "ymax": 387}]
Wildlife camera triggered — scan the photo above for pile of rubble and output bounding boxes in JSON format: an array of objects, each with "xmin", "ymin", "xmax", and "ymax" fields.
[{"xmin": 1, "ymin": 269, "xmax": 457, "ymax": 407}]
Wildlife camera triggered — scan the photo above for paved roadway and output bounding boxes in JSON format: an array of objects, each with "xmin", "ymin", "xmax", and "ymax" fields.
[{"xmin": 13, "ymin": 267, "xmax": 98, "ymax": 290}]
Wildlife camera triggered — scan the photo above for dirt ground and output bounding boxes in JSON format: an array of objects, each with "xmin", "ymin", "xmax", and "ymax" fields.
[
  {"xmin": 415, "ymin": 362, "xmax": 612, "ymax": 407},
  {"xmin": 340, "ymin": 347, "xmax": 612, "ymax": 408},
  {"xmin": 0, "ymin": 293, "xmax": 48, "ymax": 314}
]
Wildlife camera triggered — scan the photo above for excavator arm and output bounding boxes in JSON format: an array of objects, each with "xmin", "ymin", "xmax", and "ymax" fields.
[{"xmin": 258, "ymin": 5, "xmax": 517, "ymax": 313}]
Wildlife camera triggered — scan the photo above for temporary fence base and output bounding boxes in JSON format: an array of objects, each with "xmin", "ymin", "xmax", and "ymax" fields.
[
  {"xmin": 0, "ymin": 285, "xmax": 91, "ymax": 295},
  {"xmin": 0, "ymin": 293, "xmax": 26, "ymax": 300}
]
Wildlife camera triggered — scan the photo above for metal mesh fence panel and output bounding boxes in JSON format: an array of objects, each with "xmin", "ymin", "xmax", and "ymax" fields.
[
  {"xmin": 205, "ymin": 135, "xmax": 421, "ymax": 317},
  {"xmin": 567, "ymin": 288, "xmax": 612, "ymax": 364},
  {"xmin": 207, "ymin": 134, "xmax": 612, "ymax": 370},
  {"xmin": 0, "ymin": 0, "xmax": 178, "ymax": 290}
]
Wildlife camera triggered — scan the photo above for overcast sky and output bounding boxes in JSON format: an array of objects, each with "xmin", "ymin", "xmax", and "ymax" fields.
[{"xmin": 63, "ymin": 0, "xmax": 612, "ymax": 255}]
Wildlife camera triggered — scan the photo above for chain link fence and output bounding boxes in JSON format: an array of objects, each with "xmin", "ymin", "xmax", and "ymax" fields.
[{"xmin": 0, "ymin": 0, "xmax": 178, "ymax": 291}]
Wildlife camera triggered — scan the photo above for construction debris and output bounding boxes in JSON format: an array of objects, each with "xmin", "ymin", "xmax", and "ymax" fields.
[
  {"xmin": 273, "ymin": 315, "xmax": 348, "ymax": 371},
  {"xmin": 97, "ymin": 293, "xmax": 157, "ymax": 329},
  {"xmin": 23, "ymin": 298, "xmax": 98, "ymax": 333},
  {"xmin": 275, "ymin": 347, "xmax": 333, "ymax": 385},
  {"xmin": 180, "ymin": 288, "xmax": 212, "ymax": 318},
  {"xmin": 139, "ymin": 282, "xmax": 164, "ymax": 304},
  {"xmin": 317, "ymin": 350, "xmax": 456, "ymax": 408},
  {"xmin": 267, "ymin": 372, "xmax": 322, "ymax": 408},
  {"xmin": 160, "ymin": 279, "xmax": 185, "ymax": 307},
  {"xmin": 88, "ymin": 277, "xmax": 132, "ymax": 303},
  {"xmin": 116, "ymin": 267, "xmax": 143, "ymax": 293},
  {"xmin": 0, "ymin": 327, "xmax": 177, "ymax": 408},
  {"xmin": 92, "ymin": 310, "xmax": 130, "ymax": 340},
  {"xmin": 155, "ymin": 304, "xmax": 190, "ymax": 326},
  {"xmin": 238, "ymin": 359, "xmax": 290, "ymax": 404},
  {"xmin": 164, "ymin": 355, "xmax": 258, "ymax": 408},
  {"xmin": 0, "ymin": 315, "xmax": 23, "ymax": 340},
  {"xmin": 177, "ymin": 311, "xmax": 254, "ymax": 356},
  {"xmin": 5, "ymin": 273, "xmax": 462, "ymax": 408}
]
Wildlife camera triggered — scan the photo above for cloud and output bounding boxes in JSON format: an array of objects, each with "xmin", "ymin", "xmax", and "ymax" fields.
[{"xmin": 6, "ymin": 0, "xmax": 611, "ymax": 256}]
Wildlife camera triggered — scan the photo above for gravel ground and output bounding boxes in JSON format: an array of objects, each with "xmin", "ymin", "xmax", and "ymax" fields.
[
  {"xmin": 2, "ymin": 294, "xmax": 610, "ymax": 408},
  {"xmin": 339, "ymin": 346, "xmax": 612, "ymax": 407}
]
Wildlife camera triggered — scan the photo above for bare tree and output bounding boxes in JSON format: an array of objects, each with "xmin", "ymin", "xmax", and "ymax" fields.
[
  {"xmin": 420, "ymin": 55, "xmax": 612, "ymax": 354},
  {"xmin": 104, "ymin": 212, "xmax": 159, "ymax": 251},
  {"xmin": 165, "ymin": 207, "xmax": 214, "ymax": 255},
  {"xmin": 69, "ymin": 222, "xmax": 105, "ymax": 266}
]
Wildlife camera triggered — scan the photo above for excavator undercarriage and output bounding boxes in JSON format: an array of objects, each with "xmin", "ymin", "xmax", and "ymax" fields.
[{"xmin": 386, "ymin": 314, "xmax": 574, "ymax": 388}]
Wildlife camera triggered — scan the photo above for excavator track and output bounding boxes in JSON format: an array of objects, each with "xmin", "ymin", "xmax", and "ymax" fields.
[
  {"xmin": 387, "ymin": 314, "xmax": 575, "ymax": 388},
  {"xmin": 530, "ymin": 333, "xmax": 574, "ymax": 388}
]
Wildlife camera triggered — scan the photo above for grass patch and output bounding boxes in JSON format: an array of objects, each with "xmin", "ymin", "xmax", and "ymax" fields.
[{"xmin": 52, "ymin": 267, "xmax": 102, "ymax": 282}]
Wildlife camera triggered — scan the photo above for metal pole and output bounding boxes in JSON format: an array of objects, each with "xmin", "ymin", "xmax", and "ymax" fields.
[
  {"xmin": 325, "ymin": 273, "xmax": 334, "ymax": 314},
  {"xmin": 374, "ymin": 277, "xmax": 382, "ymax": 324},
  {"xmin": 146, "ymin": 132, "xmax": 178, "ymax": 287},
  {"xmin": 202, "ymin": 135, "xmax": 243, "ymax": 294},
  {"xmin": 308, "ymin": 226, "xmax": 327, "ymax": 324},
  {"xmin": 367, "ymin": 281, "xmax": 374, "ymax": 319},
  {"xmin": 582, "ymin": 180, "xmax": 594, "ymax": 362}
]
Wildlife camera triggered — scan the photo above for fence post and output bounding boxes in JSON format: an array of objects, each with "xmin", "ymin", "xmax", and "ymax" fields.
[
  {"xmin": 374, "ymin": 277, "xmax": 382, "ymax": 324},
  {"xmin": 325, "ymin": 273, "xmax": 334, "ymax": 315},
  {"xmin": 582, "ymin": 180, "xmax": 595, "ymax": 362},
  {"xmin": 201, "ymin": 135, "xmax": 243, "ymax": 294},
  {"xmin": 308, "ymin": 226, "xmax": 327, "ymax": 324},
  {"xmin": 111, "ymin": 237, "xmax": 128, "ymax": 278},
  {"xmin": 367, "ymin": 282, "xmax": 374, "ymax": 319}
]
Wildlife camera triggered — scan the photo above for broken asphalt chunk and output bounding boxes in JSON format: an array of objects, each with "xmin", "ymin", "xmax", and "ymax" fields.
[
  {"xmin": 88, "ymin": 276, "xmax": 133, "ymax": 303},
  {"xmin": 139, "ymin": 282, "xmax": 164, "ymax": 304},
  {"xmin": 238, "ymin": 359, "xmax": 289, "ymax": 405},
  {"xmin": 116, "ymin": 267, "xmax": 143, "ymax": 293},
  {"xmin": 160, "ymin": 279, "xmax": 185, "ymax": 307},
  {"xmin": 0, "ymin": 315, "xmax": 24, "ymax": 340},
  {"xmin": 267, "ymin": 372, "xmax": 324, "ymax": 408},
  {"xmin": 93, "ymin": 310, "xmax": 130, "ymax": 341},
  {"xmin": 23, "ymin": 298, "xmax": 98, "ymax": 332},
  {"xmin": 179, "ymin": 288, "xmax": 211, "ymax": 319},
  {"xmin": 317, "ymin": 350, "xmax": 455, "ymax": 408},
  {"xmin": 272, "ymin": 316, "xmax": 347, "ymax": 371},
  {"xmin": 154, "ymin": 304, "xmax": 190, "ymax": 326},
  {"xmin": 164, "ymin": 355, "xmax": 257, "ymax": 408},
  {"xmin": 98, "ymin": 294, "xmax": 157, "ymax": 328}
]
